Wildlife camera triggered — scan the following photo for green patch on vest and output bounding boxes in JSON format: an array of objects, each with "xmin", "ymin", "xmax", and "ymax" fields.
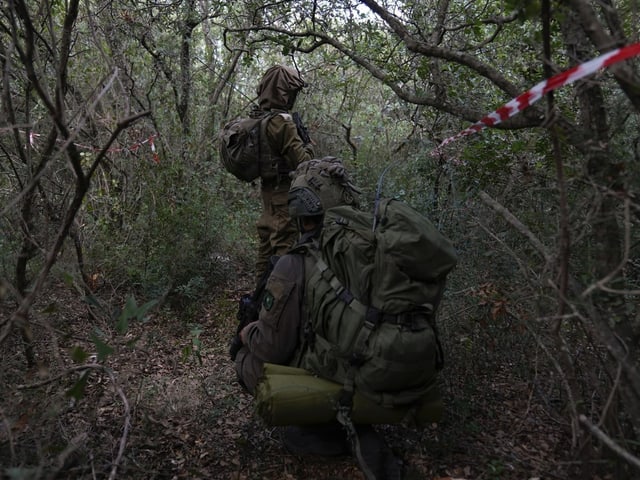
[{"xmin": 262, "ymin": 290, "xmax": 275, "ymax": 311}]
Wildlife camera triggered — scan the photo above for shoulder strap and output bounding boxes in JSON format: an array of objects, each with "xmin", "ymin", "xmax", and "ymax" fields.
[
  {"xmin": 257, "ymin": 112, "xmax": 275, "ymax": 167},
  {"xmin": 303, "ymin": 246, "xmax": 375, "ymax": 410}
]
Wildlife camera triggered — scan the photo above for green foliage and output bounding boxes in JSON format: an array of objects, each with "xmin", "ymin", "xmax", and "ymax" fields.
[
  {"xmin": 89, "ymin": 330, "xmax": 115, "ymax": 361},
  {"xmin": 182, "ymin": 323, "xmax": 204, "ymax": 365},
  {"xmin": 64, "ymin": 293, "xmax": 159, "ymax": 400},
  {"xmin": 504, "ymin": 0, "xmax": 542, "ymax": 20},
  {"xmin": 70, "ymin": 345, "xmax": 90, "ymax": 363},
  {"xmin": 85, "ymin": 158, "xmax": 241, "ymax": 300},
  {"xmin": 65, "ymin": 372, "xmax": 89, "ymax": 400},
  {"xmin": 114, "ymin": 295, "xmax": 157, "ymax": 334}
]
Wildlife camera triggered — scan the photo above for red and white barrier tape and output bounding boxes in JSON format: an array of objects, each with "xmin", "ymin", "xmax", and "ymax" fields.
[
  {"xmin": 27, "ymin": 131, "xmax": 160, "ymax": 163},
  {"xmin": 434, "ymin": 42, "xmax": 640, "ymax": 153}
]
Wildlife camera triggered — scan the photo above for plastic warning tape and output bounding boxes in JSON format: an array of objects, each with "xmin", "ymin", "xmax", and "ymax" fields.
[
  {"xmin": 435, "ymin": 42, "xmax": 640, "ymax": 152},
  {"xmin": 27, "ymin": 131, "xmax": 160, "ymax": 163}
]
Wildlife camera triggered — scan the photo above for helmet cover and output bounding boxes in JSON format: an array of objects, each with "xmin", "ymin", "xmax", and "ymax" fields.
[{"xmin": 288, "ymin": 157, "xmax": 360, "ymax": 218}]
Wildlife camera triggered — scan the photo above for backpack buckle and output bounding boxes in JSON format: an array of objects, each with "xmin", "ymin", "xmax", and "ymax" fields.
[
  {"xmin": 336, "ymin": 286, "xmax": 354, "ymax": 304},
  {"xmin": 349, "ymin": 353, "xmax": 366, "ymax": 367},
  {"xmin": 364, "ymin": 307, "xmax": 381, "ymax": 329}
]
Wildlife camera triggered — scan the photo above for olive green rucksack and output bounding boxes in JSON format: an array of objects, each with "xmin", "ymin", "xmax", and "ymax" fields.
[
  {"xmin": 295, "ymin": 198, "xmax": 458, "ymax": 410},
  {"xmin": 218, "ymin": 111, "xmax": 279, "ymax": 182}
]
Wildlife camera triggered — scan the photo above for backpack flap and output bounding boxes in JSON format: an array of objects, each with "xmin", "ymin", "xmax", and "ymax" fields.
[
  {"xmin": 320, "ymin": 208, "xmax": 375, "ymax": 303},
  {"xmin": 372, "ymin": 198, "xmax": 458, "ymax": 313}
]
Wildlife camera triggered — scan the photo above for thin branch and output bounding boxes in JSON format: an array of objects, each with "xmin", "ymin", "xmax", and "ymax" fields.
[
  {"xmin": 50, "ymin": 433, "xmax": 88, "ymax": 476},
  {"xmin": 223, "ymin": 25, "xmax": 542, "ymax": 129},
  {"xmin": 598, "ymin": 363, "xmax": 623, "ymax": 429},
  {"xmin": 86, "ymin": 111, "xmax": 152, "ymax": 180},
  {"xmin": 17, "ymin": 364, "xmax": 132, "ymax": 480},
  {"xmin": 359, "ymin": 0, "xmax": 521, "ymax": 97},
  {"xmin": 579, "ymin": 414, "xmax": 640, "ymax": 470},
  {"xmin": 474, "ymin": 216, "xmax": 537, "ymax": 279},
  {"xmin": 0, "ymin": 406, "xmax": 16, "ymax": 462},
  {"xmin": 542, "ymin": 0, "xmax": 571, "ymax": 334},
  {"xmin": 109, "ymin": 378, "xmax": 131, "ymax": 480},
  {"xmin": 478, "ymin": 190, "xmax": 551, "ymax": 262},
  {"xmin": 509, "ymin": 307, "xmax": 581, "ymax": 448},
  {"xmin": 582, "ymin": 197, "xmax": 633, "ymax": 297},
  {"xmin": 566, "ymin": 0, "xmax": 640, "ymax": 113}
]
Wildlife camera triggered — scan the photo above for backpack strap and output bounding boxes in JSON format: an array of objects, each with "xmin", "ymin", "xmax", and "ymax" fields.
[
  {"xmin": 257, "ymin": 111, "xmax": 294, "ymax": 185},
  {"xmin": 303, "ymin": 246, "xmax": 374, "ymax": 412},
  {"xmin": 257, "ymin": 112, "xmax": 275, "ymax": 180}
]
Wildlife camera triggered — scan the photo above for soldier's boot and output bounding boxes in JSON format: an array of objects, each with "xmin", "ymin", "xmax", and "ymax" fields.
[
  {"xmin": 352, "ymin": 425, "xmax": 402, "ymax": 480},
  {"xmin": 281, "ymin": 422, "xmax": 351, "ymax": 456}
]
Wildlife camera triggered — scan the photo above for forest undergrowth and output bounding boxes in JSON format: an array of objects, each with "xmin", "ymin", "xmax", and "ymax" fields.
[{"xmin": 0, "ymin": 273, "xmax": 617, "ymax": 480}]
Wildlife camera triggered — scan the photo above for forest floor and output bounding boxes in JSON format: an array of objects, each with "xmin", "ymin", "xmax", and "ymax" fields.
[{"xmin": 0, "ymin": 276, "xmax": 619, "ymax": 480}]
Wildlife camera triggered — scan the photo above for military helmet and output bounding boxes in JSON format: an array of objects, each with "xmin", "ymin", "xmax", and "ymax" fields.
[{"xmin": 288, "ymin": 157, "xmax": 360, "ymax": 218}]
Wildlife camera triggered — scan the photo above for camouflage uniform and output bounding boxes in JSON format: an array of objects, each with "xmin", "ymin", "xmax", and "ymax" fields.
[
  {"xmin": 236, "ymin": 157, "xmax": 360, "ymax": 392},
  {"xmin": 254, "ymin": 66, "xmax": 314, "ymax": 283},
  {"xmin": 234, "ymin": 249, "xmax": 306, "ymax": 394},
  {"xmin": 234, "ymin": 159, "xmax": 400, "ymax": 478}
]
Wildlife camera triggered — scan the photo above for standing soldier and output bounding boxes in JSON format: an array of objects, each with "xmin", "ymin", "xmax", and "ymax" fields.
[{"xmin": 253, "ymin": 65, "xmax": 314, "ymax": 285}]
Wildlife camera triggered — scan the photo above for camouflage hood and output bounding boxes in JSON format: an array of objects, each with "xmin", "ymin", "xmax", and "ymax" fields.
[{"xmin": 257, "ymin": 65, "xmax": 306, "ymax": 111}]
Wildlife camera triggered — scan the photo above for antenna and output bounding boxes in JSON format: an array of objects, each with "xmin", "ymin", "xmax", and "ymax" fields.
[{"xmin": 372, "ymin": 158, "xmax": 401, "ymax": 232}]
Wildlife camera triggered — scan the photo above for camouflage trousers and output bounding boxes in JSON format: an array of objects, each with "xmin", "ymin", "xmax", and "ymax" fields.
[{"xmin": 255, "ymin": 184, "xmax": 298, "ymax": 285}]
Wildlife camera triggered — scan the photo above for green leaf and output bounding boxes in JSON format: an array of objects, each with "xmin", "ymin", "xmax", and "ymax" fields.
[
  {"xmin": 417, "ymin": 59, "xmax": 430, "ymax": 80},
  {"xmin": 122, "ymin": 295, "xmax": 138, "ymax": 319},
  {"xmin": 41, "ymin": 303, "xmax": 58, "ymax": 314},
  {"xmin": 62, "ymin": 272, "xmax": 74, "ymax": 287},
  {"xmin": 70, "ymin": 346, "xmax": 90, "ymax": 363},
  {"xmin": 115, "ymin": 296, "xmax": 137, "ymax": 334},
  {"xmin": 189, "ymin": 324, "xmax": 203, "ymax": 337},
  {"xmin": 90, "ymin": 331, "xmax": 114, "ymax": 361},
  {"xmin": 181, "ymin": 345, "xmax": 192, "ymax": 363},
  {"xmin": 115, "ymin": 314, "xmax": 129, "ymax": 334},
  {"xmin": 65, "ymin": 373, "xmax": 89, "ymax": 400},
  {"xmin": 115, "ymin": 296, "xmax": 158, "ymax": 332},
  {"xmin": 83, "ymin": 294, "xmax": 102, "ymax": 309},
  {"xmin": 135, "ymin": 299, "xmax": 158, "ymax": 321}
]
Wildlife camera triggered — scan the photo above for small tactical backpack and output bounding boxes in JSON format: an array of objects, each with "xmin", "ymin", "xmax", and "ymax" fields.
[
  {"xmin": 218, "ymin": 111, "xmax": 279, "ymax": 182},
  {"xmin": 295, "ymin": 198, "xmax": 458, "ymax": 409}
]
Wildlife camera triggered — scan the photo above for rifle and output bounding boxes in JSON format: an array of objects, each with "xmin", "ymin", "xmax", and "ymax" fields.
[
  {"xmin": 292, "ymin": 112, "xmax": 312, "ymax": 145},
  {"xmin": 229, "ymin": 292, "xmax": 260, "ymax": 360},
  {"xmin": 229, "ymin": 256, "xmax": 279, "ymax": 361}
]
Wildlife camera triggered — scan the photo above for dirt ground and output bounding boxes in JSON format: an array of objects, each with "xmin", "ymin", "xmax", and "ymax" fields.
[{"xmin": 0, "ymin": 278, "xmax": 617, "ymax": 480}]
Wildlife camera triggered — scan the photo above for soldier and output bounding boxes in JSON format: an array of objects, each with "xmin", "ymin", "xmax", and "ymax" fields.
[
  {"xmin": 253, "ymin": 65, "xmax": 314, "ymax": 285},
  {"xmin": 234, "ymin": 157, "xmax": 401, "ymax": 480}
]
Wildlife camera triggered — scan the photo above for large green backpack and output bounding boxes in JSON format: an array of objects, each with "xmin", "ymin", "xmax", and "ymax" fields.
[{"xmin": 295, "ymin": 198, "xmax": 458, "ymax": 409}]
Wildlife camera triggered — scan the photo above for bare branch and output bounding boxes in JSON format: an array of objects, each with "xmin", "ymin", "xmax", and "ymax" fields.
[
  {"xmin": 579, "ymin": 414, "xmax": 640, "ymax": 470},
  {"xmin": 359, "ymin": 0, "xmax": 522, "ymax": 97},
  {"xmin": 226, "ymin": 24, "xmax": 543, "ymax": 129},
  {"xmin": 566, "ymin": 0, "xmax": 640, "ymax": 112},
  {"xmin": 17, "ymin": 364, "xmax": 132, "ymax": 480},
  {"xmin": 582, "ymin": 197, "xmax": 636, "ymax": 297},
  {"xmin": 478, "ymin": 190, "xmax": 551, "ymax": 262}
]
